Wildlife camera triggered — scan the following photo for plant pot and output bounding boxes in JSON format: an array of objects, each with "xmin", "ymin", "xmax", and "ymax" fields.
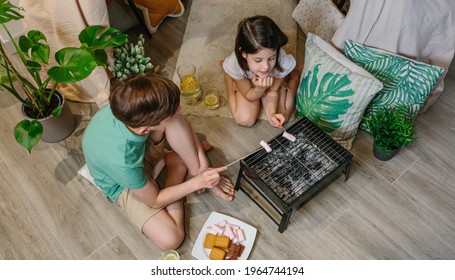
[
  {"xmin": 373, "ymin": 142, "xmax": 400, "ymax": 161},
  {"xmin": 21, "ymin": 91, "xmax": 76, "ymax": 143}
]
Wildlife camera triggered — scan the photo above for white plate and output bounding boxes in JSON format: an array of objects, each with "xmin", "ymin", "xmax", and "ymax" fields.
[{"xmin": 191, "ymin": 212, "xmax": 257, "ymax": 260}]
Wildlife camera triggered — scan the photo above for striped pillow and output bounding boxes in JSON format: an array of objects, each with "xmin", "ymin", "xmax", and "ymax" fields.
[{"xmin": 343, "ymin": 40, "xmax": 444, "ymax": 132}]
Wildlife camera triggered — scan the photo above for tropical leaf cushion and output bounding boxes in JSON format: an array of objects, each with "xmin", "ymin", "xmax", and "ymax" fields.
[
  {"xmin": 343, "ymin": 40, "xmax": 444, "ymax": 132},
  {"xmin": 296, "ymin": 33, "xmax": 383, "ymax": 150}
]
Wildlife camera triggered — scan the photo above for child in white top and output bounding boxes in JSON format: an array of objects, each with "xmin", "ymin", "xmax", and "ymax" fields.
[{"xmin": 223, "ymin": 15, "xmax": 302, "ymax": 127}]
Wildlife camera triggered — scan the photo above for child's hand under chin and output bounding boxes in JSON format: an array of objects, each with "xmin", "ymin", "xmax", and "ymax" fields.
[
  {"xmin": 252, "ymin": 73, "xmax": 273, "ymax": 90},
  {"xmin": 269, "ymin": 113, "xmax": 285, "ymax": 128}
]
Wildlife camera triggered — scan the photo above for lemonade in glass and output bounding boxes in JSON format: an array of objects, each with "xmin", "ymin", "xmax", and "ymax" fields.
[
  {"xmin": 203, "ymin": 88, "xmax": 220, "ymax": 110},
  {"xmin": 177, "ymin": 64, "xmax": 202, "ymax": 105},
  {"xmin": 159, "ymin": 250, "xmax": 180, "ymax": 260}
]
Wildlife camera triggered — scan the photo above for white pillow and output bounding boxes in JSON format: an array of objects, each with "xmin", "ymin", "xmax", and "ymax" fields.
[
  {"xmin": 78, "ymin": 159, "xmax": 165, "ymax": 189},
  {"xmin": 296, "ymin": 33, "xmax": 383, "ymax": 150}
]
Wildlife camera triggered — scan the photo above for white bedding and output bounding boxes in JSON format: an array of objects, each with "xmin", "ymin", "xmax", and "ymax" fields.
[{"xmin": 331, "ymin": 0, "xmax": 455, "ymax": 112}]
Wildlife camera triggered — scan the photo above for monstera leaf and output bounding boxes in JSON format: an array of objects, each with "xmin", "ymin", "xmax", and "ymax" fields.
[
  {"xmin": 48, "ymin": 48, "xmax": 98, "ymax": 83},
  {"xmin": 48, "ymin": 26, "xmax": 128, "ymax": 83},
  {"xmin": 0, "ymin": 0, "xmax": 22, "ymax": 24},
  {"xmin": 78, "ymin": 25, "xmax": 128, "ymax": 66},
  {"xmin": 19, "ymin": 30, "xmax": 50, "ymax": 64},
  {"xmin": 296, "ymin": 64, "xmax": 355, "ymax": 132}
]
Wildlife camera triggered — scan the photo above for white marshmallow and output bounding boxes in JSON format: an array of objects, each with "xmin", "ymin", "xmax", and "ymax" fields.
[
  {"xmin": 211, "ymin": 224, "xmax": 224, "ymax": 235},
  {"xmin": 224, "ymin": 225, "xmax": 235, "ymax": 239},
  {"xmin": 260, "ymin": 140, "xmax": 272, "ymax": 153},
  {"xmin": 230, "ymin": 224, "xmax": 240, "ymax": 230},
  {"xmin": 206, "ymin": 227, "xmax": 218, "ymax": 235},
  {"xmin": 237, "ymin": 228, "xmax": 246, "ymax": 242},
  {"xmin": 217, "ymin": 220, "xmax": 227, "ymax": 227},
  {"xmin": 282, "ymin": 131, "xmax": 296, "ymax": 142}
]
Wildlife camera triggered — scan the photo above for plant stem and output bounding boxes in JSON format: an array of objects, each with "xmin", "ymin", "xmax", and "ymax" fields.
[{"xmin": 0, "ymin": 23, "xmax": 41, "ymax": 111}]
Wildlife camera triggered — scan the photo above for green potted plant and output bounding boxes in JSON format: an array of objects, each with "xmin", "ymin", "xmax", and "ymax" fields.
[
  {"xmin": 108, "ymin": 33, "xmax": 153, "ymax": 80},
  {"xmin": 0, "ymin": 0, "xmax": 128, "ymax": 152},
  {"xmin": 362, "ymin": 105, "xmax": 416, "ymax": 161}
]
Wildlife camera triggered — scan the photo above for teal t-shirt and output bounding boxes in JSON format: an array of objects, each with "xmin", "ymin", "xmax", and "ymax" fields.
[{"xmin": 82, "ymin": 105, "xmax": 148, "ymax": 202}]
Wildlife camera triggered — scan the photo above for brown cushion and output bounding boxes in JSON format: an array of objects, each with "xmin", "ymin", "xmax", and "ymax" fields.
[{"xmin": 131, "ymin": 0, "xmax": 184, "ymax": 33}]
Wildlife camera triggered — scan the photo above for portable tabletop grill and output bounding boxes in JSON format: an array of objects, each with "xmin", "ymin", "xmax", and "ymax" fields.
[{"xmin": 234, "ymin": 116, "xmax": 353, "ymax": 233}]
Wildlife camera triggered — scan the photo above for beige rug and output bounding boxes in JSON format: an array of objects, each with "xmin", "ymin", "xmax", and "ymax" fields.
[{"xmin": 172, "ymin": 0, "xmax": 298, "ymax": 119}]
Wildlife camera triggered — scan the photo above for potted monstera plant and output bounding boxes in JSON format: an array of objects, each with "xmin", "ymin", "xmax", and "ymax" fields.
[
  {"xmin": 0, "ymin": 0, "xmax": 127, "ymax": 152},
  {"xmin": 362, "ymin": 105, "xmax": 416, "ymax": 161}
]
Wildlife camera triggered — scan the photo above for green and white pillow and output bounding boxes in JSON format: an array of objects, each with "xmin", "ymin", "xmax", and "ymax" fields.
[
  {"xmin": 343, "ymin": 40, "xmax": 444, "ymax": 131},
  {"xmin": 296, "ymin": 33, "xmax": 383, "ymax": 150}
]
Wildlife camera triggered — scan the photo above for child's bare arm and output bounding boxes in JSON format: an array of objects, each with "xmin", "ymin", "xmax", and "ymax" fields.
[
  {"xmin": 262, "ymin": 77, "xmax": 285, "ymax": 127},
  {"xmin": 131, "ymin": 166, "xmax": 227, "ymax": 208},
  {"xmin": 234, "ymin": 77, "xmax": 267, "ymax": 101}
]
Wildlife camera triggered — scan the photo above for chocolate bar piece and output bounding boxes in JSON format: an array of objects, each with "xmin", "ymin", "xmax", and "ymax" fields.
[
  {"xmin": 238, "ymin": 243, "xmax": 245, "ymax": 257},
  {"xmin": 226, "ymin": 243, "xmax": 246, "ymax": 260}
]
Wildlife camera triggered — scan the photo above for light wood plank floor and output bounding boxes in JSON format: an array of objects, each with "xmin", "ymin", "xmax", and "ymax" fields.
[{"xmin": 1, "ymin": 0, "xmax": 455, "ymax": 259}]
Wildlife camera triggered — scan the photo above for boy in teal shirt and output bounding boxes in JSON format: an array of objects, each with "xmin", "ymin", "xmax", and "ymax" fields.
[{"xmin": 83, "ymin": 74, "xmax": 234, "ymax": 250}]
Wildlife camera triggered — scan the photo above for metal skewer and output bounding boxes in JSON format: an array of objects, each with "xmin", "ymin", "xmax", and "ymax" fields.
[{"xmin": 226, "ymin": 147, "xmax": 262, "ymax": 168}]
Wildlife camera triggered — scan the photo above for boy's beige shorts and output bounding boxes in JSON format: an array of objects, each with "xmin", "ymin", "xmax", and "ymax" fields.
[{"xmin": 117, "ymin": 187, "xmax": 164, "ymax": 231}]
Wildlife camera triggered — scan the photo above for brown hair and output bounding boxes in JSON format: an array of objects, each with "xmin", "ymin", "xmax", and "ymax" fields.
[
  {"xmin": 109, "ymin": 73, "xmax": 181, "ymax": 128},
  {"xmin": 234, "ymin": 15, "xmax": 288, "ymax": 74}
]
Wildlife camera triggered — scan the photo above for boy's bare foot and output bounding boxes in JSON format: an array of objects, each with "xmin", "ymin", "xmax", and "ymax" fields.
[{"xmin": 210, "ymin": 176, "xmax": 235, "ymax": 201}]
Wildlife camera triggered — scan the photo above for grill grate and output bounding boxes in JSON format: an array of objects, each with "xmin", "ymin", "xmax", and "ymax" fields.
[{"xmin": 235, "ymin": 116, "xmax": 353, "ymax": 232}]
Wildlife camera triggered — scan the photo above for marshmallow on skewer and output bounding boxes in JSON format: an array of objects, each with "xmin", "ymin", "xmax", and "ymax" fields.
[
  {"xmin": 260, "ymin": 140, "xmax": 272, "ymax": 153},
  {"xmin": 282, "ymin": 131, "xmax": 296, "ymax": 142}
]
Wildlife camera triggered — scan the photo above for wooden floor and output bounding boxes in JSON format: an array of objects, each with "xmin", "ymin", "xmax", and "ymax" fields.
[{"xmin": 1, "ymin": 0, "xmax": 455, "ymax": 260}]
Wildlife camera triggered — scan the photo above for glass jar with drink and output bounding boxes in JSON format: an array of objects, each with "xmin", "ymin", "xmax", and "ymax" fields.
[{"xmin": 177, "ymin": 63, "xmax": 202, "ymax": 106}]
